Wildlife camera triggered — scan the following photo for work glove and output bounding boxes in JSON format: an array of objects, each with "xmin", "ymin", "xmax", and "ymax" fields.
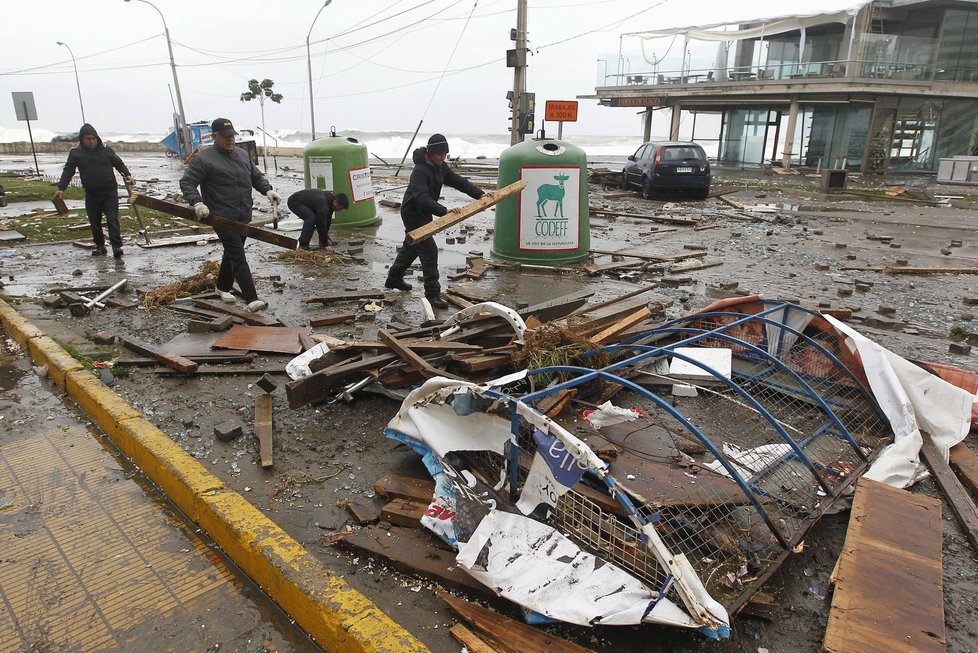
[
  {"xmin": 266, "ymin": 190, "xmax": 281, "ymax": 204},
  {"xmin": 194, "ymin": 203, "xmax": 210, "ymax": 219}
]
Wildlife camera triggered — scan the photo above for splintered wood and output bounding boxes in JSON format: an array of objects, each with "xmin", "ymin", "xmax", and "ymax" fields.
[{"xmin": 823, "ymin": 477, "xmax": 945, "ymax": 653}]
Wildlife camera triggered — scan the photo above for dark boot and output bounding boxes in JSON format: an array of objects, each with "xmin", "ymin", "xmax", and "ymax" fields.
[
  {"xmin": 113, "ymin": 248, "xmax": 124, "ymax": 259},
  {"xmin": 426, "ymin": 294, "xmax": 448, "ymax": 309},
  {"xmin": 91, "ymin": 247, "xmax": 107, "ymax": 256},
  {"xmin": 385, "ymin": 277, "xmax": 413, "ymax": 291}
]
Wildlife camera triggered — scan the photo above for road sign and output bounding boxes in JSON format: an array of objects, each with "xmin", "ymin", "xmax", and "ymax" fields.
[
  {"xmin": 545, "ymin": 100, "xmax": 578, "ymax": 122},
  {"xmin": 12, "ymin": 92, "xmax": 37, "ymax": 121}
]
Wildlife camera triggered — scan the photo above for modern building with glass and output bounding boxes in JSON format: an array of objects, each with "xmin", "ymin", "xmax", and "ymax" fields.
[{"xmin": 587, "ymin": 0, "xmax": 978, "ymax": 173}]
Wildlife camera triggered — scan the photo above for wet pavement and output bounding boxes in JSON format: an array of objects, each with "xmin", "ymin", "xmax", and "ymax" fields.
[{"xmin": 0, "ymin": 336, "xmax": 320, "ymax": 653}]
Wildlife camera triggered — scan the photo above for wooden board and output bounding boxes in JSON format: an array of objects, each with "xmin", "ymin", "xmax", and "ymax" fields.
[
  {"xmin": 374, "ymin": 474, "xmax": 436, "ymax": 502},
  {"xmin": 406, "ymin": 180, "xmax": 526, "ymax": 245},
  {"xmin": 255, "ymin": 393, "xmax": 273, "ymax": 468},
  {"xmin": 449, "ymin": 624, "xmax": 499, "ymax": 653},
  {"xmin": 822, "ymin": 477, "xmax": 945, "ymax": 653},
  {"xmin": 309, "ymin": 312, "xmax": 356, "ymax": 327},
  {"xmin": 302, "ymin": 290, "xmax": 385, "ymax": 305},
  {"xmin": 192, "ymin": 299, "xmax": 280, "ymax": 327},
  {"xmin": 588, "ymin": 207, "xmax": 699, "ymax": 226},
  {"xmin": 380, "ymin": 498, "xmax": 428, "ymax": 528},
  {"xmin": 285, "ymin": 352, "xmax": 398, "ymax": 408},
  {"xmin": 437, "ymin": 589, "xmax": 596, "ymax": 653},
  {"xmin": 335, "ymin": 526, "xmax": 493, "ymax": 598},
  {"xmin": 920, "ymin": 436, "xmax": 978, "ymax": 553},
  {"xmin": 378, "ymin": 329, "xmax": 463, "ymax": 381},
  {"xmin": 131, "ymin": 193, "xmax": 299, "ymax": 249},
  {"xmin": 950, "ymin": 442, "xmax": 978, "ymax": 497},
  {"xmin": 118, "ymin": 335, "xmax": 198, "ymax": 373},
  {"xmin": 589, "ymin": 307, "xmax": 652, "ymax": 344},
  {"xmin": 213, "ymin": 325, "xmax": 309, "ymax": 354}
]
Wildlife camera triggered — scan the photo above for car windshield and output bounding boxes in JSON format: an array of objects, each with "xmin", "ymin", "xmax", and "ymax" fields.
[{"xmin": 662, "ymin": 146, "xmax": 704, "ymax": 162}]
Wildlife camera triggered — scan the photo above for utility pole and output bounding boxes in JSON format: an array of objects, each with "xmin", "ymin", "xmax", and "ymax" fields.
[{"xmin": 509, "ymin": 0, "xmax": 528, "ymax": 145}]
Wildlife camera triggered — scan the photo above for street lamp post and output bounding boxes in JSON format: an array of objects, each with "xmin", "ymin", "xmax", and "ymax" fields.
[
  {"xmin": 306, "ymin": 0, "xmax": 333, "ymax": 142},
  {"xmin": 124, "ymin": 0, "xmax": 192, "ymax": 159},
  {"xmin": 56, "ymin": 41, "xmax": 86, "ymax": 124}
]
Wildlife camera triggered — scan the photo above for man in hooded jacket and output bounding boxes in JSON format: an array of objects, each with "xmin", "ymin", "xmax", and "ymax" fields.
[
  {"xmin": 55, "ymin": 124, "xmax": 133, "ymax": 258},
  {"xmin": 384, "ymin": 133, "xmax": 491, "ymax": 308}
]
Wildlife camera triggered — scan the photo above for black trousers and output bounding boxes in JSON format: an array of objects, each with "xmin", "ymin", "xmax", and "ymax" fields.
[
  {"xmin": 214, "ymin": 226, "xmax": 258, "ymax": 302},
  {"xmin": 85, "ymin": 189, "xmax": 122, "ymax": 251},
  {"xmin": 291, "ymin": 203, "xmax": 329, "ymax": 247},
  {"xmin": 387, "ymin": 236, "xmax": 439, "ymax": 297}
]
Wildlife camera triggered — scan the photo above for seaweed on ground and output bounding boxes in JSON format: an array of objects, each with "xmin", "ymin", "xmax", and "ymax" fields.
[{"xmin": 143, "ymin": 260, "xmax": 220, "ymax": 308}]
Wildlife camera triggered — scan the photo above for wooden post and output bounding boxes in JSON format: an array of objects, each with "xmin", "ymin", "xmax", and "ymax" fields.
[{"xmin": 406, "ymin": 180, "xmax": 526, "ymax": 245}]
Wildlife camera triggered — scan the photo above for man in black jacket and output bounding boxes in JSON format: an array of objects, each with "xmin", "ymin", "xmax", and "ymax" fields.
[
  {"xmin": 385, "ymin": 134, "xmax": 491, "ymax": 308},
  {"xmin": 179, "ymin": 118, "xmax": 280, "ymax": 312},
  {"xmin": 55, "ymin": 124, "xmax": 132, "ymax": 258},
  {"xmin": 287, "ymin": 189, "xmax": 349, "ymax": 252}
]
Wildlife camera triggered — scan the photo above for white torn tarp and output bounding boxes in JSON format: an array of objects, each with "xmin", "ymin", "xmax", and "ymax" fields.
[
  {"xmin": 825, "ymin": 316, "xmax": 973, "ymax": 488},
  {"xmin": 581, "ymin": 400, "xmax": 645, "ymax": 428},
  {"xmin": 385, "ymin": 375, "xmax": 731, "ymax": 637},
  {"xmin": 285, "ymin": 342, "xmax": 330, "ymax": 380}
]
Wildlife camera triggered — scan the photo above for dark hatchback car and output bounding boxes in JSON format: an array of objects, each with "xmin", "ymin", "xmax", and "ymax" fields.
[{"xmin": 621, "ymin": 141, "xmax": 711, "ymax": 199}]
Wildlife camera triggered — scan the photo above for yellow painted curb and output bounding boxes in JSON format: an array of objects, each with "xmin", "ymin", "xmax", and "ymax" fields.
[
  {"xmin": 0, "ymin": 300, "xmax": 42, "ymax": 347},
  {"xmin": 27, "ymin": 335, "xmax": 85, "ymax": 389},
  {"xmin": 199, "ymin": 492, "xmax": 428, "ymax": 653},
  {"xmin": 0, "ymin": 299, "xmax": 430, "ymax": 653}
]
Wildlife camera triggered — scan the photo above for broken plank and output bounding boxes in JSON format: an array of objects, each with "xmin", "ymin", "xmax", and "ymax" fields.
[
  {"xmin": 380, "ymin": 498, "xmax": 427, "ymax": 528},
  {"xmin": 588, "ymin": 247, "xmax": 708, "ymax": 263},
  {"xmin": 378, "ymin": 329, "xmax": 463, "ymax": 381},
  {"xmin": 437, "ymin": 589, "xmax": 596, "ymax": 653},
  {"xmin": 255, "ymin": 393, "xmax": 273, "ymax": 468},
  {"xmin": 568, "ymin": 284, "xmax": 658, "ymax": 318},
  {"xmin": 406, "ymin": 180, "xmax": 526, "ymax": 245},
  {"xmin": 449, "ymin": 624, "xmax": 500, "ymax": 653},
  {"xmin": 719, "ymin": 194, "xmax": 747, "ymax": 210},
  {"xmin": 950, "ymin": 443, "xmax": 978, "ymax": 498},
  {"xmin": 450, "ymin": 352, "xmax": 513, "ymax": 372},
  {"xmin": 582, "ymin": 260, "xmax": 644, "ymax": 276},
  {"xmin": 668, "ymin": 258, "xmax": 723, "ymax": 273},
  {"xmin": 309, "ymin": 312, "xmax": 356, "ymax": 327},
  {"xmin": 588, "ymin": 207, "xmax": 699, "ymax": 226},
  {"xmin": 336, "ymin": 526, "xmax": 493, "ymax": 599},
  {"xmin": 345, "ymin": 500, "xmax": 381, "ymax": 525},
  {"xmin": 119, "ymin": 335, "xmax": 198, "ymax": 373},
  {"xmin": 213, "ymin": 325, "xmax": 308, "ymax": 355},
  {"xmin": 374, "ymin": 474, "xmax": 436, "ymax": 502},
  {"xmin": 534, "ymin": 388, "xmax": 577, "ymax": 418},
  {"xmin": 155, "ymin": 366, "xmax": 286, "ymax": 376},
  {"xmin": 589, "ymin": 307, "xmax": 652, "ymax": 344},
  {"xmin": 285, "ymin": 352, "xmax": 398, "ymax": 408},
  {"xmin": 334, "ymin": 339, "xmax": 482, "ymax": 353},
  {"xmin": 920, "ymin": 436, "xmax": 978, "ymax": 553},
  {"xmin": 887, "ymin": 266, "xmax": 978, "ymax": 275},
  {"xmin": 823, "ymin": 477, "xmax": 945, "ymax": 653},
  {"xmin": 131, "ymin": 193, "xmax": 299, "ymax": 249},
  {"xmin": 192, "ymin": 299, "xmax": 280, "ymax": 326},
  {"xmin": 302, "ymin": 290, "xmax": 386, "ymax": 304}
]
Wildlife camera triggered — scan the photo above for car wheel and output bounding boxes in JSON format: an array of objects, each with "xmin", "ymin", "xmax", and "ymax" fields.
[
  {"xmin": 641, "ymin": 177, "xmax": 656, "ymax": 200},
  {"xmin": 696, "ymin": 187, "xmax": 710, "ymax": 200}
]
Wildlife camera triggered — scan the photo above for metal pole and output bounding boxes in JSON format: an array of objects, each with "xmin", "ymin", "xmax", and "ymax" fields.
[
  {"xmin": 306, "ymin": 0, "xmax": 333, "ymax": 142},
  {"xmin": 23, "ymin": 103, "xmax": 40, "ymax": 176},
  {"xmin": 124, "ymin": 1, "xmax": 192, "ymax": 159},
  {"xmin": 510, "ymin": 0, "xmax": 528, "ymax": 145},
  {"xmin": 57, "ymin": 41, "xmax": 85, "ymax": 123}
]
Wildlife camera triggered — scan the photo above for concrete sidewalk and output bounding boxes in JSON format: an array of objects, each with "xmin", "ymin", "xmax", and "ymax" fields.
[{"xmin": 0, "ymin": 300, "xmax": 428, "ymax": 653}]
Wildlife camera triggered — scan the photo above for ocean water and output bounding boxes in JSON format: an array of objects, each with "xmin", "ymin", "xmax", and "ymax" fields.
[{"xmin": 0, "ymin": 125, "xmax": 641, "ymax": 167}]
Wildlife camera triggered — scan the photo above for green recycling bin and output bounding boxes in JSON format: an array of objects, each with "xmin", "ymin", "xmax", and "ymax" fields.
[
  {"xmin": 303, "ymin": 132, "xmax": 380, "ymax": 227},
  {"xmin": 491, "ymin": 138, "xmax": 590, "ymax": 264}
]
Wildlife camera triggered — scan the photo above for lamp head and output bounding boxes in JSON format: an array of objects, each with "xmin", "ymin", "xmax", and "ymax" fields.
[{"xmin": 57, "ymin": 41, "xmax": 64, "ymax": 46}]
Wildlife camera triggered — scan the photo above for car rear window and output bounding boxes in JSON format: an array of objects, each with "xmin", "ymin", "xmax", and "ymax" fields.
[{"xmin": 661, "ymin": 146, "xmax": 705, "ymax": 162}]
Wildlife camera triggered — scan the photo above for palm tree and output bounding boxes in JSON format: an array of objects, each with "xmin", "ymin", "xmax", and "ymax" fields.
[{"xmin": 240, "ymin": 78, "xmax": 283, "ymax": 172}]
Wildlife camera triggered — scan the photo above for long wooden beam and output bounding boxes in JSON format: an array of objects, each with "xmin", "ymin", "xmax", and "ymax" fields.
[
  {"xmin": 406, "ymin": 180, "xmax": 525, "ymax": 245},
  {"xmin": 130, "ymin": 193, "xmax": 298, "ymax": 250}
]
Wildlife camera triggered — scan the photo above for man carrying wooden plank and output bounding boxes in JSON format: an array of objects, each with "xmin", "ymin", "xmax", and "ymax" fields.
[
  {"xmin": 180, "ymin": 118, "xmax": 281, "ymax": 313},
  {"xmin": 384, "ymin": 134, "xmax": 493, "ymax": 308}
]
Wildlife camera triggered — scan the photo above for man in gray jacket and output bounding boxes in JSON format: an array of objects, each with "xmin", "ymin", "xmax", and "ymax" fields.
[{"xmin": 180, "ymin": 118, "xmax": 281, "ymax": 312}]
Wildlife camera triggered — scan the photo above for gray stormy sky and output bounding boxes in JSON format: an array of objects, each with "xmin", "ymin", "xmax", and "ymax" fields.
[{"xmin": 1, "ymin": 0, "xmax": 864, "ymax": 141}]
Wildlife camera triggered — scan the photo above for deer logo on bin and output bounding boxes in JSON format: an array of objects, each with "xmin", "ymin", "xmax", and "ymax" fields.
[{"xmin": 536, "ymin": 173, "xmax": 570, "ymax": 218}]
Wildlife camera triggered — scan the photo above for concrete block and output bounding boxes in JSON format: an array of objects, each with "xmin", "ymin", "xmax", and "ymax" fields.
[
  {"xmin": 214, "ymin": 421, "xmax": 243, "ymax": 442},
  {"xmin": 256, "ymin": 373, "xmax": 278, "ymax": 394},
  {"xmin": 949, "ymin": 342, "xmax": 972, "ymax": 355},
  {"xmin": 671, "ymin": 384, "xmax": 699, "ymax": 397}
]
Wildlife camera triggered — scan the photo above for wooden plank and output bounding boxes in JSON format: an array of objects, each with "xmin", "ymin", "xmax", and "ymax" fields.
[
  {"xmin": 378, "ymin": 329, "xmax": 462, "ymax": 381},
  {"xmin": 345, "ymin": 500, "xmax": 381, "ymax": 525},
  {"xmin": 534, "ymin": 388, "xmax": 577, "ymax": 418},
  {"xmin": 255, "ymin": 393, "xmax": 273, "ymax": 468},
  {"xmin": 131, "ymin": 193, "xmax": 299, "ymax": 249},
  {"xmin": 887, "ymin": 266, "xmax": 978, "ymax": 275},
  {"xmin": 309, "ymin": 312, "xmax": 356, "ymax": 327},
  {"xmin": 380, "ymin": 498, "xmax": 427, "ymax": 528},
  {"xmin": 119, "ymin": 335, "xmax": 198, "ymax": 373},
  {"xmin": 437, "ymin": 589, "xmax": 596, "ymax": 653},
  {"xmin": 568, "ymin": 284, "xmax": 658, "ymax": 318},
  {"xmin": 302, "ymin": 290, "xmax": 386, "ymax": 305},
  {"xmin": 374, "ymin": 474, "xmax": 436, "ymax": 502},
  {"xmin": 451, "ymin": 352, "xmax": 513, "ymax": 372},
  {"xmin": 823, "ymin": 477, "xmax": 945, "ymax": 653},
  {"xmin": 155, "ymin": 365, "xmax": 286, "ymax": 376},
  {"xmin": 449, "ymin": 624, "xmax": 500, "ymax": 653},
  {"xmin": 668, "ymin": 258, "xmax": 723, "ymax": 273},
  {"xmin": 407, "ymin": 180, "xmax": 526, "ymax": 245},
  {"xmin": 336, "ymin": 526, "xmax": 493, "ymax": 598},
  {"xmin": 950, "ymin": 443, "xmax": 978, "ymax": 497},
  {"xmin": 582, "ymin": 260, "xmax": 644, "ymax": 276},
  {"xmin": 212, "ymin": 325, "xmax": 307, "ymax": 354},
  {"xmin": 331, "ymin": 339, "xmax": 482, "ymax": 353},
  {"xmin": 588, "ymin": 207, "xmax": 699, "ymax": 226},
  {"xmin": 285, "ymin": 352, "xmax": 398, "ymax": 408},
  {"xmin": 589, "ymin": 247, "xmax": 709, "ymax": 263},
  {"xmin": 920, "ymin": 436, "xmax": 978, "ymax": 553},
  {"xmin": 192, "ymin": 299, "xmax": 280, "ymax": 327},
  {"xmin": 589, "ymin": 307, "xmax": 652, "ymax": 344}
]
